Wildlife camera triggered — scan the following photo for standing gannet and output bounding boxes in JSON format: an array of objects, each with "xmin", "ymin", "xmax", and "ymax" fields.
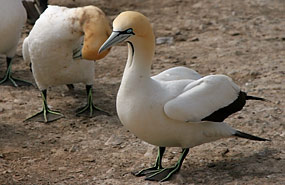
[
  {"xmin": 23, "ymin": 5, "xmax": 111, "ymax": 123},
  {"xmin": 99, "ymin": 11, "xmax": 270, "ymax": 182},
  {"xmin": 0, "ymin": 0, "xmax": 31, "ymax": 87}
]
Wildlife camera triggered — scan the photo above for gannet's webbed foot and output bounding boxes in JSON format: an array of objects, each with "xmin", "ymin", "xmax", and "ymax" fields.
[
  {"xmin": 132, "ymin": 147, "xmax": 165, "ymax": 177},
  {"xmin": 145, "ymin": 165, "xmax": 179, "ymax": 181},
  {"xmin": 25, "ymin": 108, "xmax": 63, "ymax": 123},
  {"xmin": 145, "ymin": 148, "xmax": 189, "ymax": 182},
  {"xmin": 0, "ymin": 74, "xmax": 33, "ymax": 87},
  {"xmin": 132, "ymin": 166, "xmax": 162, "ymax": 177},
  {"xmin": 25, "ymin": 90, "xmax": 64, "ymax": 123},
  {"xmin": 0, "ymin": 57, "xmax": 32, "ymax": 87},
  {"xmin": 76, "ymin": 85, "xmax": 110, "ymax": 117}
]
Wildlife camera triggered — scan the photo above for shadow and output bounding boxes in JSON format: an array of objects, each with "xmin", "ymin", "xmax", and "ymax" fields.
[
  {"xmin": 63, "ymin": 82, "xmax": 119, "ymax": 116},
  {"xmin": 182, "ymin": 148, "xmax": 280, "ymax": 184},
  {"xmin": 0, "ymin": 123, "xmax": 28, "ymax": 150}
]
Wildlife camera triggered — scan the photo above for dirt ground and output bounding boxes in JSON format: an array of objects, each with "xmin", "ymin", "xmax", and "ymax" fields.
[{"xmin": 0, "ymin": 0, "xmax": 284, "ymax": 184}]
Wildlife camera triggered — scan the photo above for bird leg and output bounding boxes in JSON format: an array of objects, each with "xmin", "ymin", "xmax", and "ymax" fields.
[
  {"xmin": 132, "ymin": 147, "xmax": 166, "ymax": 177},
  {"xmin": 25, "ymin": 90, "xmax": 64, "ymax": 123},
  {"xmin": 76, "ymin": 85, "xmax": 110, "ymax": 117},
  {"xmin": 0, "ymin": 57, "xmax": 32, "ymax": 87},
  {"xmin": 145, "ymin": 148, "xmax": 189, "ymax": 182}
]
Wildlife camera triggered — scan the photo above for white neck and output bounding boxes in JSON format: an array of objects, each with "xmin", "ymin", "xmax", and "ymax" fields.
[{"xmin": 123, "ymin": 35, "xmax": 155, "ymax": 81}]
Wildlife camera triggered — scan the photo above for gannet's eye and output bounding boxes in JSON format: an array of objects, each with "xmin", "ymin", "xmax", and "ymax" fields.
[
  {"xmin": 126, "ymin": 28, "xmax": 133, "ymax": 34},
  {"xmin": 120, "ymin": 28, "xmax": 134, "ymax": 35},
  {"xmin": 114, "ymin": 28, "xmax": 135, "ymax": 35}
]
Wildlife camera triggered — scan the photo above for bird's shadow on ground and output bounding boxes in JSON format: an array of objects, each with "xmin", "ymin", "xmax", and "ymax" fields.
[{"xmin": 181, "ymin": 148, "xmax": 279, "ymax": 184}]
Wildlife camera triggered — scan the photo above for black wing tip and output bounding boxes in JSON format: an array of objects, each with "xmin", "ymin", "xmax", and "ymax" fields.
[
  {"xmin": 234, "ymin": 130, "xmax": 270, "ymax": 141},
  {"xmin": 246, "ymin": 95, "xmax": 270, "ymax": 102}
]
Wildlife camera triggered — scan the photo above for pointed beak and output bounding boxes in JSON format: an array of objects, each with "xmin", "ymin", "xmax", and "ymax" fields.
[{"xmin": 99, "ymin": 31, "xmax": 131, "ymax": 53}]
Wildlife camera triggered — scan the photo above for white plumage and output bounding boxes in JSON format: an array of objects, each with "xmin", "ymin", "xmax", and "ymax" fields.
[
  {"xmin": 0, "ymin": 0, "xmax": 29, "ymax": 86},
  {"xmin": 23, "ymin": 5, "xmax": 111, "ymax": 122},
  {"xmin": 0, "ymin": 0, "xmax": 26, "ymax": 57},
  {"xmin": 23, "ymin": 6, "xmax": 93, "ymax": 90},
  {"xmin": 164, "ymin": 75, "xmax": 239, "ymax": 122},
  {"xmin": 152, "ymin": 66, "xmax": 201, "ymax": 81},
  {"xmin": 117, "ymin": 73, "xmax": 238, "ymax": 148},
  {"xmin": 99, "ymin": 11, "xmax": 268, "ymax": 181}
]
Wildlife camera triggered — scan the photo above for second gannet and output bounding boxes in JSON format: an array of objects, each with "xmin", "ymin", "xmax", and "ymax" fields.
[
  {"xmin": 23, "ymin": 5, "xmax": 111, "ymax": 122},
  {"xmin": 99, "ymin": 11, "xmax": 269, "ymax": 182},
  {"xmin": 0, "ymin": 0, "xmax": 31, "ymax": 87}
]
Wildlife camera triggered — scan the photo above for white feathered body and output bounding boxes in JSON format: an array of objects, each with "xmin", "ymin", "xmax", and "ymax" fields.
[
  {"xmin": 23, "ymin": 6, "xmax": 94, "ymax": 90},
  {"xmin": 0, "ymin": 0, "xmax": 26, "ymax": 57},
  {"xmin": 152, "ymin": 66, "xmax": 202, "ymax": 81},
  {"xmin": 117, "ymin": 44, "xmax": 239, "ymax": 148}
]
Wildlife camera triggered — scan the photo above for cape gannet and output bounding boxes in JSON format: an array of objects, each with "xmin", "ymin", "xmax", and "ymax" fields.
[
  {"xmin": 0, "ymin": 0, "xmax": 32, "ymax": 87},
  {"xmin": 99, "ymin": 11, "xmax": 269, "ymax": 182},
  {"xmin": 23, "ymin": 5, "xmax": 111, "ymax": 122}
]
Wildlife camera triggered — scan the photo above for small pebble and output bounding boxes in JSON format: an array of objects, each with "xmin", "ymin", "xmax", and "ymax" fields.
[
  {"xmin": 156, "ymin": 37, "xmax": 174, "ymax": 45},
  {"xmin": 105, "ymin": 135, "xmax": 123, "ymax": 146},
  {"xmin": 190, "ymin": 37, "xmax": 199, "ymax": 42},
  {"xmin": 207, "ymin": 163, "xmax": 216, "ymax": 168}
]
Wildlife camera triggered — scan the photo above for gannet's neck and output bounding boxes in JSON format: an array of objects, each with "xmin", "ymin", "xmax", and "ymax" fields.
[{"xmin": 124, "ymin": 33, "xmax": 155, "ymax": 77}]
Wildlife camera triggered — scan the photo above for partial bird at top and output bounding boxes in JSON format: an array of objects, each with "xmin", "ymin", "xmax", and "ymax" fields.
[
  {"xmin": 99, "ymin": 11, "xmax": 269, "ymax": 182},
  {"xmin": 22, "ymin": 0, "xmax": 48, "ymax": 24},
  {"xmin": 23, "ymin": 5, "xmax": 111, "ymax": 123}
]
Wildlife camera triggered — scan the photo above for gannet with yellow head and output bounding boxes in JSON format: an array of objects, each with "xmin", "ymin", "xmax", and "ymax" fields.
[
  {"xmin": 0, "ymin": 0, "xmax": 32, "ymax": 87},
  {"xmin": 99, "ymin": 11, "xmax": 269, "ymax": 182},
  {"xmin": 23, "ymin": 5, "xmax": 111, "ymax": 122}
]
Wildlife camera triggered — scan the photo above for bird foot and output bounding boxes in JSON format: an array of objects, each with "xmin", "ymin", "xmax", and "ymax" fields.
[
  {"xmin": 25, "ymin": 109, "xmax": 64, "ymax": 123},
  {"xmin": 145, "ymin": 165, "xmax": 180, "ymax": 182},
  {"xmin": 132, "ymin": 166, "xmax": 162, "ymax": 177},
  {"xmin": 0, "ymin": 74, "xmax": 32, "ymax": 87},
  {"xmin": 76, "ymin": 103, "xmax": 110, "ymax": 117}
]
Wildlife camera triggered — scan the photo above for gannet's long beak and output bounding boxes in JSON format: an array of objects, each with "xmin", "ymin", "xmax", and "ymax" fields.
[{"xmin": 99, "ymin": 31, "xmax": 132, "ymax": 53}]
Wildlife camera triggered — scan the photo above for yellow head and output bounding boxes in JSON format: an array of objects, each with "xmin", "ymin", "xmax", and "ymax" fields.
[
  {"xmin": 80, "ymin": 6, "xmax": 111, "ymax": 60},
  {"xmin": 113, "ymin": 11, "xmax": 153, "ymax": 38},
  {"xmin": 99, "ymin": 11, "xmax": 155, "ymax": 54}
]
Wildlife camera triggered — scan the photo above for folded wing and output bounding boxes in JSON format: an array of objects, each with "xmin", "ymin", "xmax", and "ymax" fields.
[
  {"xmin": 152, "ymin": 66, "xmax": 202, "ymax": 81},
  {"xmin": 164, "ymin": 75, "xmax": 241, "ymax": 122}
]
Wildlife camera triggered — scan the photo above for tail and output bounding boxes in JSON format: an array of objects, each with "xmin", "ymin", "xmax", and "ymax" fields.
[
  {"xmin": 246, "ymin": 95, "xmax": 268, "ymax": 102},
  {"xmin": 234, "ymin": 130, "xmax": 270, "ymax": 141},
  {"xmin": 22, "ymin": 37, "xmax": 30, "ymax": 63}
]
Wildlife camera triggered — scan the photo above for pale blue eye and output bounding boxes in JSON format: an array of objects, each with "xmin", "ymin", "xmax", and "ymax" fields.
[{"xmin": 127, "ymin": 28, "xmax": 133, "ymax": 34}]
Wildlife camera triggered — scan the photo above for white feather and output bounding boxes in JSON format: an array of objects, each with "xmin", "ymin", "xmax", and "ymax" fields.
[
  {"xmin": 23, "ymin": 5, "xmax": 94, "ymax": 90},
  {"xmin": 0, "ymin": 0, "xmax": 26, "ymax": 58},
  {"xmin": 152, "ymin": 66, "xmax": 202, "ymax": 81},
  {"xmin": 164, "ymin": 74, "xmax": 240, "ymax": 122}
]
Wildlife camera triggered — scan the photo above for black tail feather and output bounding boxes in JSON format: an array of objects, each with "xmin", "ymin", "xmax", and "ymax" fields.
[
  {"xmin": 246, "ymin": 95, "xmax": 268, "ymax": 102},
  {"xmin": 234, "ymin": 130, "xmax": 270, "ymax": 141}
]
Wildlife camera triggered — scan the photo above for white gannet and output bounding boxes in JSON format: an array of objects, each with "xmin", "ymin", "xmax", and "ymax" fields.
[
  {"xmin": 0, "ymin": 0, "xmax": 32, "ymax": 87},
  {"xmin": 99, "ymin": 11, "xmax": 269, "ymax": 182},
  {"xmin": 23, "ymin": 5, "xmax": 111, "ymax": 122}
]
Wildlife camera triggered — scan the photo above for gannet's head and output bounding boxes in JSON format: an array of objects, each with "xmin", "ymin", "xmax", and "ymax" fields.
[
  {"xmin": 99, "ymin": 11, "xmax": 153, "ymax": 53},
  {"xmin": 80, "ymin": 6, "xmax": 112, "ymax": 60}
]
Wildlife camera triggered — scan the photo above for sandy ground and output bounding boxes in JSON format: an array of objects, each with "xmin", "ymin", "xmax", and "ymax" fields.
[{"xmin": 0, "ymin": 0, "xmax": 284, "ymax": 184}]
